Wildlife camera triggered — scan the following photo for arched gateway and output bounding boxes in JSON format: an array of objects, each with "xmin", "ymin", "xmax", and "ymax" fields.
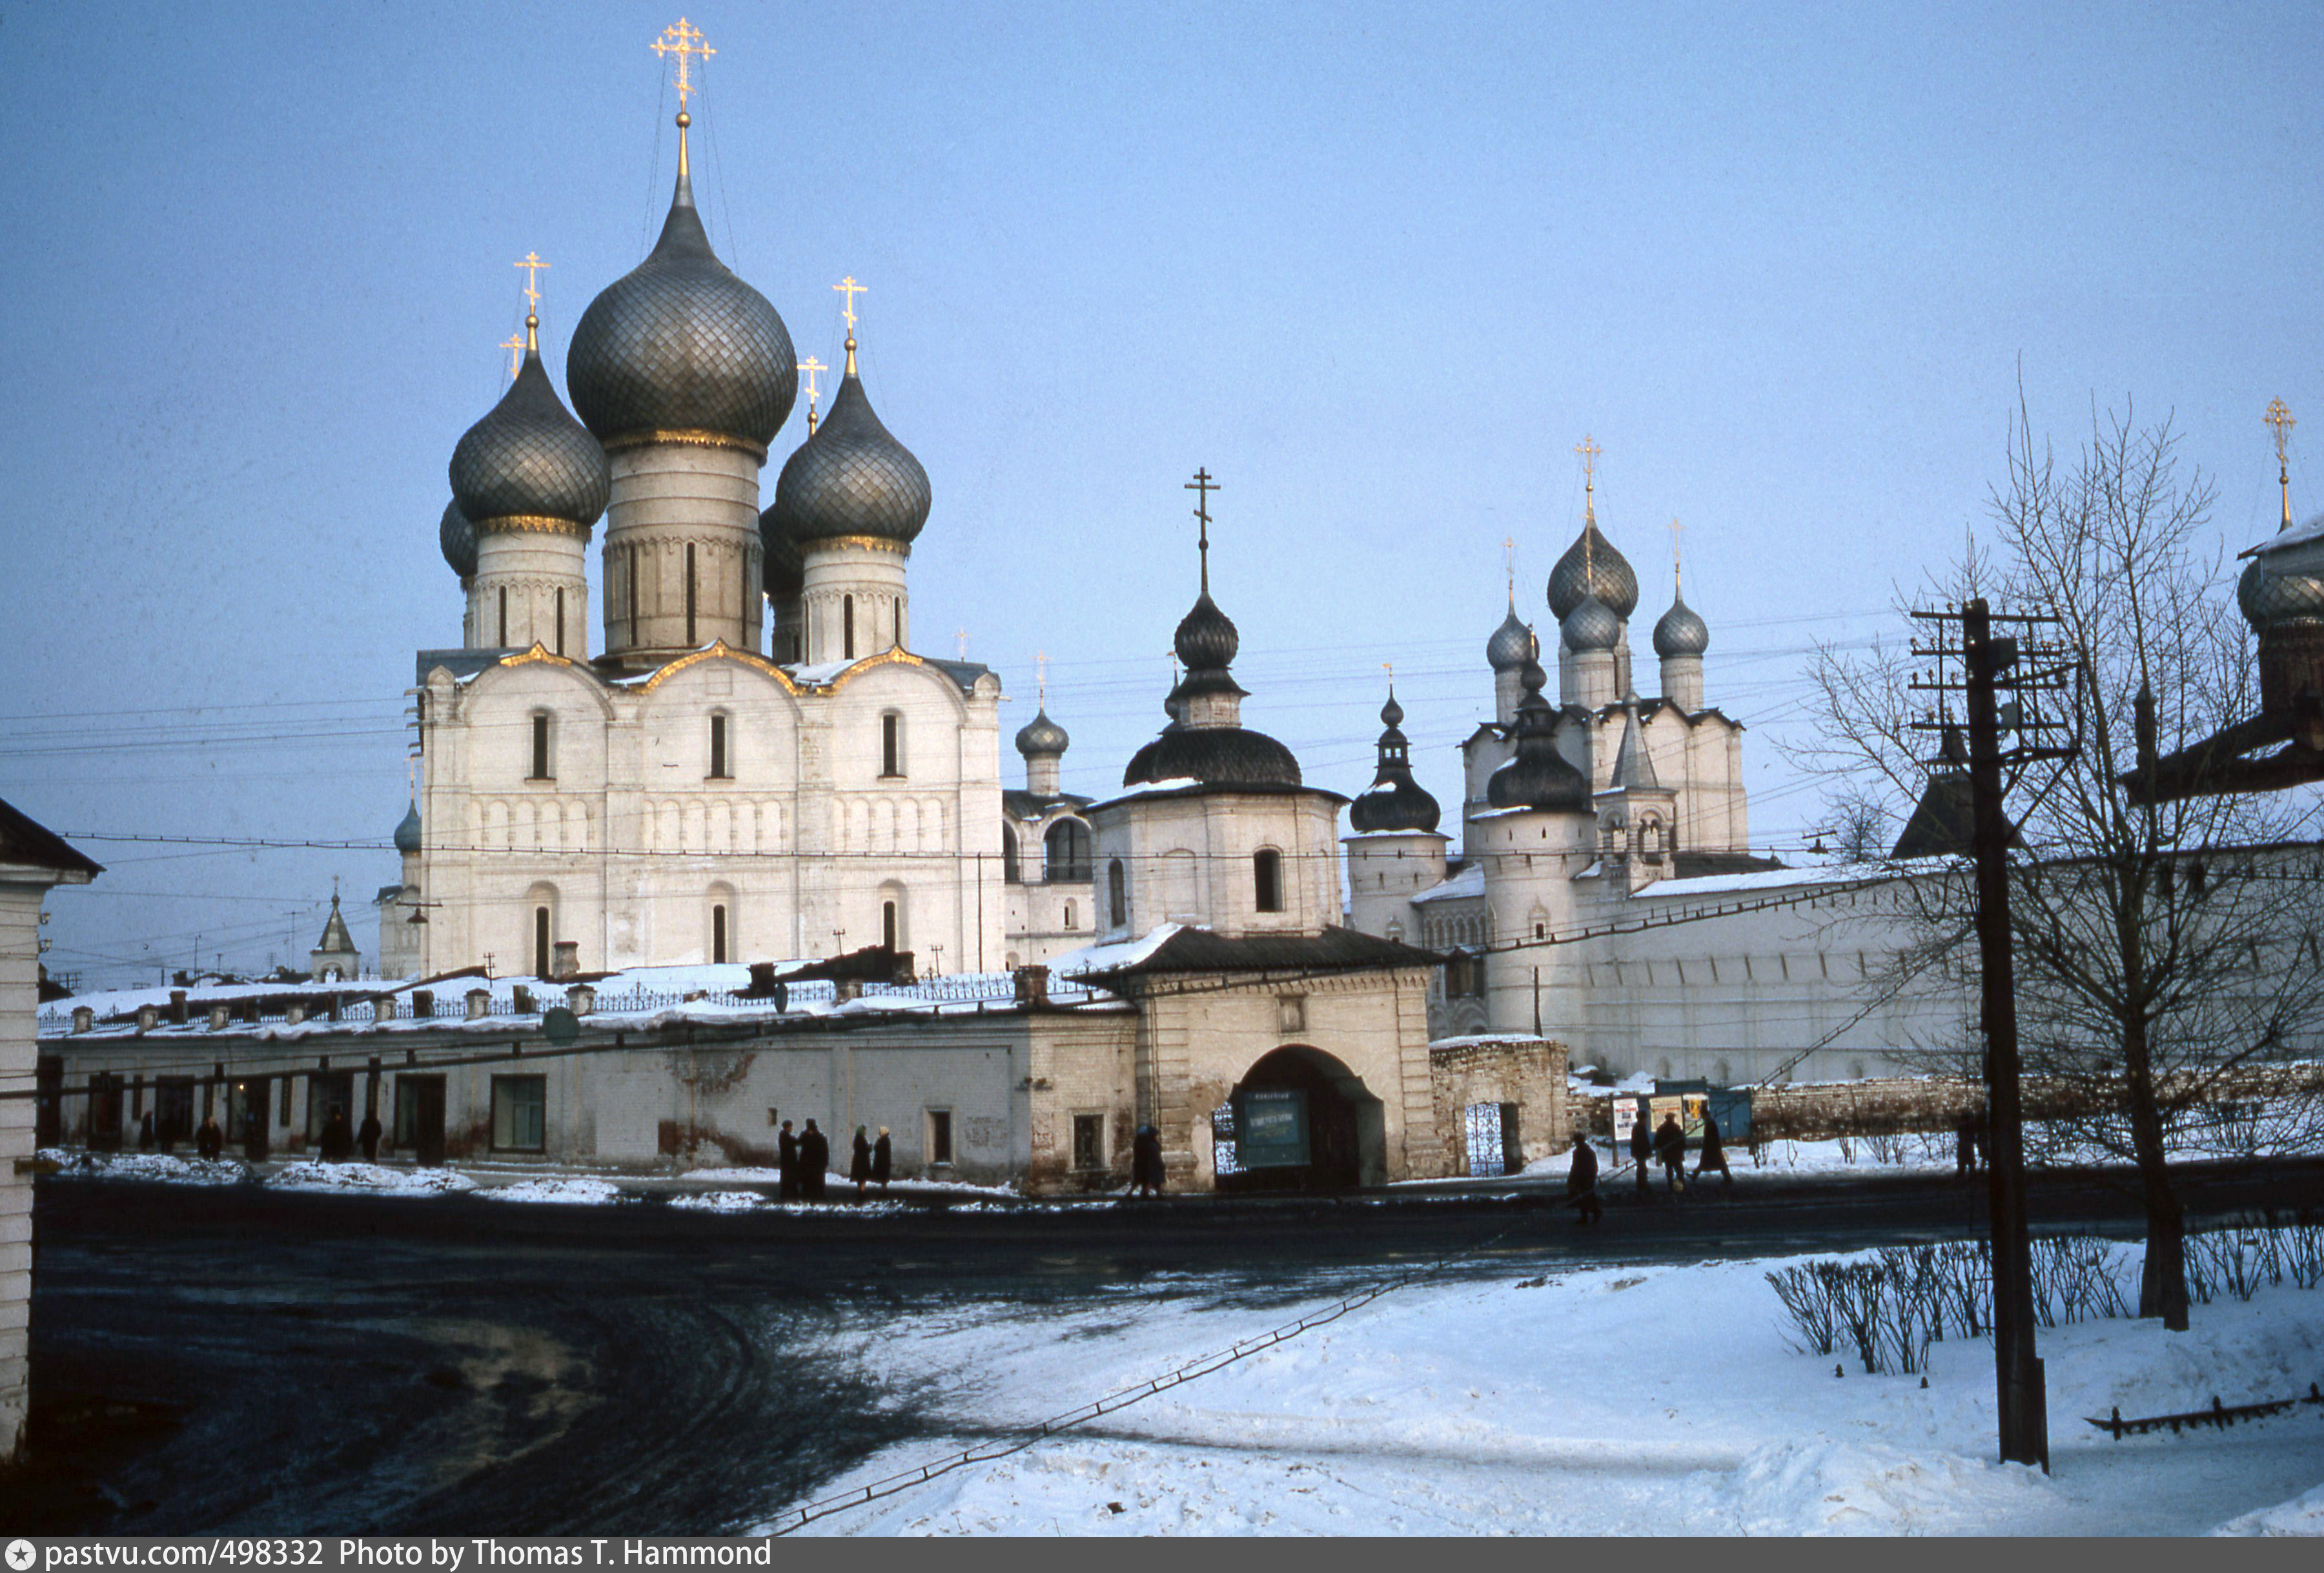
[{"xmin": 1216, "ymin": 1044, "xmax": 1386, "ymax": 1192}]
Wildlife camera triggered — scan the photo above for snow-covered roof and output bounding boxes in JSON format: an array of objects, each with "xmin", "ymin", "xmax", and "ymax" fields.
[
  {"xmin": 1412, "ymin": 864, "xmax": 1485, "ymax": 904},
  {"xmin": 1048, "ymin": 923, "xmax": 1189, "ymax": 978}
]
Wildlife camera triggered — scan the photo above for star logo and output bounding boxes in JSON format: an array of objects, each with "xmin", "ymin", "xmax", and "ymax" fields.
[{"xmin": 6, "ymin": 1539, "xmax": 36, "ymax": 1571}]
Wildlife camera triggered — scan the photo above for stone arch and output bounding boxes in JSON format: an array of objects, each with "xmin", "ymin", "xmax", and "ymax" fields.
[{"xmin": 1214, "ymin": 1044, "xmax": 1387, "ymax": 1193}]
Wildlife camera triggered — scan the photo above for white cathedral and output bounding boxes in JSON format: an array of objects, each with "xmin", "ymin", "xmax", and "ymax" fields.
[{"xmin": 376, "ymin": 43, "xmax": 1941, "ymax": 1093}]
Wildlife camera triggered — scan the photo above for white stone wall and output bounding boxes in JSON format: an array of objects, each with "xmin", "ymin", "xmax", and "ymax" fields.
[
  {"xmin": 471, "ymin": 528, "xmax": 590, "ymax": 658},
  {"xmin": 600, "ymin": 443, "xmax": 762, "ymax": 662},
  {"xmin": 1091, "ymin": 789, "xmax": 1343, "ymax": 941}
]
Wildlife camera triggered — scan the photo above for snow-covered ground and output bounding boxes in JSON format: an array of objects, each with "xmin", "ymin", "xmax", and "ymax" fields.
[{"xmin": 768, "ymin": 1250, "xmax": 2324, "ymax": 1536}]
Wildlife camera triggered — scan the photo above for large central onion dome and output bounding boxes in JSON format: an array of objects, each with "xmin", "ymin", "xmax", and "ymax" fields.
[
  {"xmin": 1488, "ymin": 660, "xmax": 1591, "ymax": 813},
  {"xmin": 1653, "ymin": 589, "xmax": 1709, "ymax": 656},
  {"xmin": 448, "ymin": 329, "xmax": 611, "ymax": 531},
  {"xmin": 1349, "ymin": 689, "xmax": 1442, "ymax": 833},
  {"xmin": 1548, "ymin": 520, "xmax": 1638, "ymax": 622},
  {"xmin": 567, "ymin": 148, "xmax": 797, "ymax": 454},
  {"xmin": 439, "ymin": 499, "xmax": 477, "ymax": 578},
  {"xmin": 768, "ymin": 345, "xmax": 932, "ymax": 546},
  {"xmin": 1487, "ymin": 603, "xmax": 1534, "ymax": 671}
]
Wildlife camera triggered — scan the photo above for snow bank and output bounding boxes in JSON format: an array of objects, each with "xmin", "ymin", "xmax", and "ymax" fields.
[
  {"xmin": 36, "ymin": 1148, "xmax": 248, "ymax": 1186},
  {"xmin": 2213, "ymin": 1481, "xmax": 2324, "ymax": 1536},
  {"xmin": 669, "ymin": 1190, "xmax": 762, "ymax": 1213},
  {"xmin": 268, "ymin": 1161, "xmax": 476, "ymax": 1196},
  {"xmin": 480, "ymin": 1177, "xmax": 628, "ymax": 1206}
]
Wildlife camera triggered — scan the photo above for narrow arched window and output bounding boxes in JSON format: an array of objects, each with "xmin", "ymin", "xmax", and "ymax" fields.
[
  {"xmin": 534, "ymin": 906, "xmax": 551, "ymax": 979},
  {"xmin": 712, "ymin": 904, "xmax": 728, "ymax": 965},
  {"xmin": 881, "ymin": 712, "xmax": 902, "ymax": 778},
  {"xmin": 844, "ymin": 595, "xmax": 856, "ymax": 660},
  {"xmin": 708, "ymin": 713, "xmax": 729, "ymax": 779},
  {"xmin": 1002, "ymin": 825, "xmax": 1022, "ymax": 884},
  {"xmin": 1108, "ymin": 858, "xmax": 1127, "ymax": 928},
  {"xmin": 498, "ymin": 586, "xmax": 509, "ymax": 648},
  {"xmin": 1254, "ymin": 848, "xmax": 1283, "ymax": 913},
  {"xmin": 1044, "ymin": 819, "xmax": 1092, "ymax": 882},
  {"xmin": 626, "ymin": 543, "xmax": 639, "ymax": 632},
  {"xmin": 530, "ymin": 713, "xmax": 552, "ymax": 781},
  {"xmin": 685, "ymin": 542, "xmax": 698, "ymax": 647},
  {"xmin": 882, "ymin": 900, "xmax": 899, "ymax": 951},
  {"xmin": 1063, "ymin": 900, "xmax": 1077, "ymax": 930},
  {"xmin": 554, "ymin": 587, "xmax": 566, "ymax": 656}
]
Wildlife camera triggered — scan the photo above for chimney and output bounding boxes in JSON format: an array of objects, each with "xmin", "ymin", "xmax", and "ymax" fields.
[
  {"xmin": 552, "ymin": 940, "xmax": 580, "ymax": 981},
  {"xmin": 466, "ymin": 988, "xmax": 491, "ymax": 1020},
  {"xmin": 512, "ymin": 985, "xmax": 535, "ymax": 1014},
  {"xmin": 135, "ymin": 1004, "xmax": 159, "ymax": 1033},
  {"xmin": 413, "ymin": 989, "xmax": 434, "ymax": 1019},
  {"xmin": 285, "ymin": 1004, "xmax": 307, "ymax": 1026},
  {"xmin": 207, "ymin": 1004, "xmax": 230, "ymax": 1031},
  {"xmin": 1015, "ymin": 965, "xmax": 1051, "ymax": 1007},
  {"xmin": 70, "ymin": 1006, "xmax": 92, "ymax": 1033},
  {"xmin": 566, "ymin": 984, "xmax": 596, "ymax": 1016},
  {"xmin": 169, "ymin": 989, "xmax": 189, "ymax": 1025}
]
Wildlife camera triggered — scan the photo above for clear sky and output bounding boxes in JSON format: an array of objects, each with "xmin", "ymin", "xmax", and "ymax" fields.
[{"xmin": 6, "ymin": 1, "xmax": 2322, "ymax": 986}]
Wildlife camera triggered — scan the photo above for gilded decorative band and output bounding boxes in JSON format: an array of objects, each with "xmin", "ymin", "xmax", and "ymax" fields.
[
  {"xmin": 473, "ymin": 515, "xmax": 594, "ymax": 540},
  {"xmin": 804, "ymin": 534, "xmax": 913, "ymax": 556},
  {"xmin": 604, "ymin": 429, "xmax": 771, "ymax": 463}
]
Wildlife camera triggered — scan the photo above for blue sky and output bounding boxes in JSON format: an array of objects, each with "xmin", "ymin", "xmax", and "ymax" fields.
[{"xmin": 6, "ymin": 1, "xmax": 2321, "ymax": 984}]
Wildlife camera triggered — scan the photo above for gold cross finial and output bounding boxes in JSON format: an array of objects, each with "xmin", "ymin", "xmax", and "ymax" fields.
[
  {"xmin": 500, "ymin": 331, "xmax": 526, "ymax": 380},
  {"xmin": 1185, "ymin": 468, "xmax": 1219, "ymax": 594},
  {"xmin": 1503, "ymin": 534, "xmax": 1517, "ymax": 604},
  {"xmin": 1575, "ymin": 434, "xmax": 1601, "ymax": 522},
  {"xmin": 515, "ymin": 251, "xmax": 549, "ymax": 312},
  {"xmin": 956, "ymin": 627, "xmax": 970, "ymax": 660},
  {"xmin": 1383, "ymin": 660, "xmax": 1394, "ymax": 689},
  {"xmin": 653, "ymin": 17, "xmax": 714, "ymax": 107},
  {"xmin": 1669, "ymin": 516, "xmax": 1685, "ymax": 593},
  {"xmin": 1036, "ymin": 651, "xmax": 1049, "ymax": 704},
  {"xmin": 2268, "ymin": 398, "xmax": 2296, "ymax": 529},
  {"xmin": 799, "ymin": 355, "xmax": 827, "ymax": 433},
  {"xmin": 834, "ymin": 275, "xmax": 866, "ymax": 330}
]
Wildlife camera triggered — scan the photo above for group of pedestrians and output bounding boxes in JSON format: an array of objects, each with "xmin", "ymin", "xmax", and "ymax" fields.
[
  {"xmin": 1567, "ymin": 1104, "xmax": 1736, "ymax": 1223},
  {"xmin": 147, "ymin": 1103, "xmax": 383, "ymax": 1164},
  {"xmin": 772, "ymin": 1118, "xmax": 892, "ymax": 1202}
]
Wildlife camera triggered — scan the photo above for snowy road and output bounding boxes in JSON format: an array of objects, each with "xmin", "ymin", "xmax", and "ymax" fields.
[{"xmin": 19, "ymin": 1161, "xmax": 2324, "ymax": 1534}]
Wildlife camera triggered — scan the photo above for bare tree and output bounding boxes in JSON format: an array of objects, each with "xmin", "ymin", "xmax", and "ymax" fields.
[{"xmin": 1803, "ymin": 400, "xmax": 2324, "ymax": 1330}]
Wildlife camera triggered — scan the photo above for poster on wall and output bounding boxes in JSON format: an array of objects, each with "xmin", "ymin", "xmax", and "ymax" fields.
[
  {"xmin": 1236, "ymin": 1087, "xmax": 1310, "ymax": 1169},
  {"xmin": 1612, "ymin": 1096, "xmax": 1640, "ymax": 1148}
]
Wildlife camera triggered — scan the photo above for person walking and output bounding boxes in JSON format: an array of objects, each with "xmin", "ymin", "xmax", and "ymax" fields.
[
  {"xmin": 850, "ymin": 1126, "xmax": 873, "ymax": 1199},
  {"xmin": 1955, "ymin": 1110, "xmax": 1979, "ymax": 1177},
  {"xmin": 776, "ymin": 1120, "xmax": 799, "ymax": 1202},
  {"xmin": 800, "ymin": 1120, "xmax": 829, "ymax": 1201},
  {"xmin": 138, "ymin": 1110, "xmax": 156, "ymax": 1152},
  {"xmin": 1131, "ymin": 1124, "xmax": 1164, "ymax": 1197},
  {"xmin": 1695, "ymin": 1110, "xmax": 1733, "ymax": 1189},
  {"xmin": 1629, "ymin": 1104, "xmax": 1655, "ymax": 1195},
  {"xmin": 196, "ymin": 1113, "xmax": 223, "ymax": 1162},
  {"xmin": 1653, "ymin": 1111, "xmax": 1687, "ymax": 1195},
  {"xmin": 872, "ymin": 1127, "xmax": 892, "ymax": 1193},
  {"xmin": 358, "ymin": 1108, "xmax": 383, "ymax": 1163},
  {"xmin": 1565, "ymin": 1137, "xmax": 1602, "ymax": 1225}
]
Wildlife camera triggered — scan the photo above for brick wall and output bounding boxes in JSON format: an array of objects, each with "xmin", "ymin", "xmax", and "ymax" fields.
[{"xmin": 1430, "ymin": 1036, "xmax": 1568, "ymax": 1173}]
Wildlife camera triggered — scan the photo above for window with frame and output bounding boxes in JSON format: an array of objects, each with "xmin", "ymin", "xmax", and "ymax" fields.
[
  {"xmin": 1072, "ymin": 1113, "xmax": 1105, "ymax": 1172},
  {"xmin": 708, "ymin": 713, "xmax": 729, "ymax": 778},
  {"xmin": 491, "ymin": 1074, "xmax": 547, "ymax": 1153},
  {"xmin": 926, "ymin": 1108, "xmax": 953, "ymax": 1166},
  {"xmin": 881, "ymin": 712, "xmax": 903, "ymax": 778},
  {"xmin": 712, "ymin": 903, "xmax": 729, "ymax": 965},
  {"xmin": 534, "ymin": 906, "xmax": 551, "ymax": 978},
  {"xmin": 1108, "ymin": 858, "xmax": 1126, "ymax": 927},
  {"xmin": 882, "ymin": 899, "xmax": 899, "ymax": 951},
  {"xmin": 1445, "ymin": 950, "xmax": 1485, "ymax": 999},
  {"xmin": 1253, "ymin": 848, "xmax": 1283, "ymax": 913},
  {"xmin": 530, "ymin": 713, "xmax": 552, "ymax": 780},
  {"xmin": 1002, "ymin": 825, "xmax": 1022, "ymax": 884},
  {"xmin": 844, "ymin": 595, "xmax": 857, "ymax": 660},
  {"xmin": 1044, "ymin": 819, "xmax": 1092, "ymax": 882}
]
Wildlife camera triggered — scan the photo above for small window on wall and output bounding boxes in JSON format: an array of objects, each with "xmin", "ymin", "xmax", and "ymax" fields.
[
  {"xmin": 530, "ymin": 713, "xmax": 552, "ymax": 780},
  {"xmin": 554, "ymin": 587, "xmax": 566, "ymax": 656},
  {"xmin": 881, "ymin": 712, "xmax": 902, "ymax": 778},
  {"xmin": 1002, "ymin": 825, "xmax": 1022, "ymax": 884},
  {"xmin": 1108, "ymin": 859, "xmax": 1126, "ymax": 927},
  {"xmin": 708, "ymin": 713, "xmax": 729, "ymax": 778},
  {"xmin": 1445, "ymin": 951, "xmax": 1485, "ymax": 999},
  {"xmin": 534, "ymin": 906, "xmax": 551, "ymax": 977},
  {"xmin": 1063, "ymin": 900, "xmax": 1076, "ymax": 930},
  {"xmin": 1254, "ymin": 848, "xmax": 1283, "ymax": 913},
  {"xmin": 844, "ymin": 595, "xmax": 856, "ymax": 660},
  {"xmin": 882, "ymin": 900, "xmax": 899, "ymax": 951},
  {"xmin": 1072, "ymin": 1113, "xmax": 1105, "ymax": 1171},
  {"xmin": 492, "ymin": 1074, "xmax": 547, "ymax": 1152},
  {"xmin": 926, "ymin": 1108, "xmax": 953, "ymax": 1166},
  {"xmin": 712, "ymin": 904, "xmax": 729, "ymax": 965}
]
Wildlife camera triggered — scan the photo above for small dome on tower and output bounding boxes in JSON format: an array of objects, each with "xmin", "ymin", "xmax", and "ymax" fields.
[
  {"xmin": 1487, "ymin": 605, "xmax": 1534, "ymax": 672},
  {"xmin": 1015, "ymin": 707, "xmax": 1070, "ymax": 757},
  {"xmin": 567, "ymin": 158, "xmax": 797, "ymax": 452},
  {"xmin": 1380, "ymin": 692, "xmax": 1405, "ymax": 729},
  {"xmin": 394, "ymin": 800, "xmax": 423, "ymax": 855},
  {"xmin": 2239, "ymin": 556, "xmax": 2324, "ymax": 627},
  {"xmin": 448, "ymin": 334, "xmax": 611, "ymax": 530},
  {"xmin": 439, "ymin": 499, "xmax": 477, "ymax": 578},
  {"xmin": 1487, "ymin": 664, "xmax": 1590, "ymax": 813},
  {"xmin": 1548, "ymin": 521, "xmax": 1639, "ymax": 621},
  {"xmin": 1174, "ymin": 593, "xmax": 1239, "ymax": 671},
  {"xmin": 1562, "ymin": 594, "xmax": 1622, "ymax": 653},
  {"xmin": 769, "ymin": 353, "xmax": 932, "ymax": 547},
  {"xmin": 1653, "ymin": 591, "xmax": 1709, "ymax": 657},
  {"xmin": 1349, "ymin": 687, "xmax": 1440, "ymax": 833}
]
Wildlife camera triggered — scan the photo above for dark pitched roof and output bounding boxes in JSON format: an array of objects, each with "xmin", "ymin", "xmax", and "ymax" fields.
[
  {"xmin": 1079, "ymin": 926, "xmax": 1443, "ymax": 980},
  {"xmin": 1671, "ymin": 850, "xmax": 1786, "ymax": 878},
  {"xmin": 0, "ymin": 797, "xmax": 101, "ymax": 877}
]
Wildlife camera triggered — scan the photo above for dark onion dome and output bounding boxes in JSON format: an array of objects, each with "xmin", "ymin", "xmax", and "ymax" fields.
[
  {"xmin": 1349, "ymin": 690, "xmax": 1441, "ymax": 833},
  {"xmin": 1015, "ymin": 707, "xmax": 1070, "ymax": 757},
  {"xmin": 393, "ymin": 800, "xmax": 423, "ymax": 855},
  {"xmin": 566, "ymin": 154, "xmax": 797, "ymax": 456},
  {"xmin": 2237, "ymin": 557, "xmax": 2324, "ymax": 626},
  {"xmin": 1547, "ymin": 520, "xmax": 1639, "ymax": 620},
  {"xmin": 1174, "ymin": 592, "xmax": 1239, "ymax": 670},
  {"xmin": 1123, "ymin": 725, "xmax": 1303, "ymax": 789},
  {"xmin": 1562, "ymin": 593, "xmax": 1622, "ymax": 653},
  {"xmin": 768, "ymin": 351, "xmax": 932, "ymax": 546},
  {"xmin": 439, "ymin": 498, "xmax": 477, "ymax": 578},
  {"xmin": 1487, "ymin": 663, "xmax": 1590, "ymax": 813},
  {"xmin": 448, "ymin": 332, "xmax": 611, "ymax": 531},
  {"xmin": 1653, "ymin": 589, "xmax": 1709, "ymax": 656},
  {"xmin": 759, "ymin": 506, "xmax": 802, "ymax": 595},
  {"xmin": 1487, "ymin": 604, "xmax": 1534, "ymax": 672}
]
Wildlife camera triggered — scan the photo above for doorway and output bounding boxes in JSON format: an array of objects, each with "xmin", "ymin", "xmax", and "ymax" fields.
[
  {"xmin": 396, "ymin": 1074, "xmax": 447, "ymax": 1166},
  {"xmin": 1216, "ymin": 1045, "xmax": 1385, "ymax": 1193}
]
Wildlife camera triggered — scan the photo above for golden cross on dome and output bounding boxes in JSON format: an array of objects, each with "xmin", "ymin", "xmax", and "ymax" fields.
[
  {"xmin": 833, "ymin": 276, "xmax": 866, "ymax": 330},
  {"xmin": 653, "ymin": 17, "xmax": 714, "ymax": 107},
  {"xmin": 1036, "ymin": 651, "xmax": 1050, "ymax": 703},
  {"xmin": 1502, "ymin": 534, "xmax": 1516, "ymax": 604},
  {"xmin": 1575, "ymin": 434, "xmax": 1602, "ymax": 521},
  {"xmin": 2267, "ymin": 398, "xmax": 2296, "ymax": 529},
  {"xmin": 1669, "ymin": 516, "xmax": 1685, "ymax": 591},
  {"xmin": 514, "ymin": 251, "xmax": 549, "ymax": 312},
  {"xmin": 799, "ymin": 355, "xmax": 827, "ymax": 433},
  {"xmin": 1185, "ymin": 467, "xmax": 1219, "ymax": 594},
  {"xmin": 955, "ymin": 627, "xmax": 970, "ymax": 660},
  {"xmin": 499, "ymin": 331, "xmax": 526, "ymax": 380}
]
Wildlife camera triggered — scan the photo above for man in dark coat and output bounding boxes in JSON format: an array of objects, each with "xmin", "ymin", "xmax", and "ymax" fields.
[
  {"xmin": 1955, "ymin": 1110, "xmax": 1979, "ymax": 1177},
  {"xmin": 318, "ymin": 1106, "xmax": 356, "ymax": 1163},
  {"xmin": 1565, "ymin": 1138, "xmax": 1602, "ymax": 1225},
  {"xmin": 872, "ymin": 1127, "xmax": 892, "ymax": 1192},
  {"xmin": 358, "ymin": 1109, "xmax": 383, "ymax": 1163},
  {"xmin": 850, "ymin": 1127, "xmax": 873, "ymax": 1199},
  {"xmin": 1132, "ymin": 1125, "xmax": 1164, "ymax": 1197},
  {"xmin": 800, "ymin": 1121, "xmax": 829, "ymax": 1201},
  {"xmin": 1695, "ymin": 1111, "xmax": 1733, "ymax": 1188},
  {"xmin": 776, "ymin": 1121, "xmax": 799, "ymax": 1201},
  {"xmin": 1628, "ymin": 1104, "xmax": 1655, "ymax": 1193},
  {"xmin": 196, "ymin": 1113, "xmax": 223, "ymax": 1162},
  {"xmin": 1653, "ymin": 1111, "xmax": 1687, "ymax": 1194},
  {"xmin": 138, "ymin": 1110, "xmax": 156, "ymax": 1152}
]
